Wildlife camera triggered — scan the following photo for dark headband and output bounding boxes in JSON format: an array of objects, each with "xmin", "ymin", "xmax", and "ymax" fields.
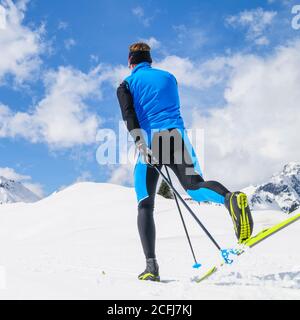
[{"xmin": 128, "ymin": 50, "xmax": 152, "ymax": 65}]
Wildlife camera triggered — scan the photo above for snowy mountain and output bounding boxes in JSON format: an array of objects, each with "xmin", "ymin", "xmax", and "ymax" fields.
[
  {"xmin": 0, "ymin": 182, "xmax": 299, "ymax": 299},
  {"xmin": 245, "ymin": 162, "xmax": 300, "ymax": 214},
  {"xmin": 0, "ymin": 176, "xmax": 40, "ymax": 204}
]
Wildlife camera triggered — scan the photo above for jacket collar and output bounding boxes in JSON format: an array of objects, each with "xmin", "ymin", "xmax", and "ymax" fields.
[{"xmin": 132, "ymin": 62, "xmax": 151, "ymax": 74}]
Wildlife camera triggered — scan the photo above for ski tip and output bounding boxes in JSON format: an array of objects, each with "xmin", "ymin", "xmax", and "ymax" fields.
[{"xmin": 193, "ymin": 263, "xmax": 202, "ymax": 269}]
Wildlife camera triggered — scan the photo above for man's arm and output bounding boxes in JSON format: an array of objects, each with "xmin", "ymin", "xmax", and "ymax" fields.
[{"xmin": 116, "ymin": 81, "xmax": 145, "ymax": 144}]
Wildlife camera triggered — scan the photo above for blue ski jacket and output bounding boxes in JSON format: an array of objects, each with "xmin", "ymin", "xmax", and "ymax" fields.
[{"xmin": 117, "ymin": 62, "xmax": 185, "ymax": 142}]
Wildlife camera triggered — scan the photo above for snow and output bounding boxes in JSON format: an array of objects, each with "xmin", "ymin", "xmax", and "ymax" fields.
[
  {"xmin": 0, "ymin": 176, "xmax": 40, "ymax": 204},
  {"xmin": 246, "ymin": 162, "xmax": 300, "ymax": 213},
  {"xmin": 0, "ymin": 182, "xmax": 299, "ymax": 300}
]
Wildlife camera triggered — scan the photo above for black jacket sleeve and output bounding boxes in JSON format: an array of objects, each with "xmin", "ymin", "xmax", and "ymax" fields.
[{"xmin": 117, "ymin": 81, "xmax": 145, "ymax": 144}]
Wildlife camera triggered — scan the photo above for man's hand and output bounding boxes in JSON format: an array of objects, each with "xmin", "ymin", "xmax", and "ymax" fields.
[{"xmin": 136, "ymin": 141, "xmax": 158, "ymax": 166}]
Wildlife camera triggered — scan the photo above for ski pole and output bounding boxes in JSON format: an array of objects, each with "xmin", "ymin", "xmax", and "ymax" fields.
[
  {"xmin": 165, "ymin": 166, "xmax": 201, "ymax": 269},
  {"xmin": 153, "ymin": 165, "xmax": 222, "ymax": 252}
]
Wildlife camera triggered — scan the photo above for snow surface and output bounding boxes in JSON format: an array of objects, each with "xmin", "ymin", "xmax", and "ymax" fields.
[{"xmin": 0, "ymin": 182, "xmax": 299, "ymax": 300}]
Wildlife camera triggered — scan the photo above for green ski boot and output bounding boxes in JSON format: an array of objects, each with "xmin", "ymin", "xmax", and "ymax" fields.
[
  {"xmin": 138, "ymin": 258, "xmax": 160, "ymax": 282},
  {"xmin": 225, "ymin": 192, "xmax": 254, "ymax": 243}
]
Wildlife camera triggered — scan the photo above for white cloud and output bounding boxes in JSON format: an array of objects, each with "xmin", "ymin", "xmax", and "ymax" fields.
[
  {"xmin": 0, "ymin": 167, "xmax": 30, "ymax": 181},
  {"xmin": 268, "ymin": 0, "xmax": 293, "ymax": 4},
  {"xmin": 76, "ymin": 171, "xmax": 93, "ymax": 183},
  {"xmin": 132, "ymin": 6, "xmax": 144, "ymax": 18},
  {"xmin": 0, "ymin": 167, "xmax": 44, "ymax": 197},
  {"xmin": 90, "ymin": 54, "xmax": 100, "ymax": 63},
  {"xmin": 226, "ymin": 8, "xmax": 277, "ymax": 46},
  {"xmin": 0, "ymin": 0, "xmax": 45, "ymax": 84},
  {"xmin": 15, "ymin": 0, "xmax": 29, "ymax": 11},
  {"xmin": 58, "ymin": 21, "xmax": 68, "ymax": 30},
  {"xmin": 173, "ymin": 25, "xmax": 206, "ymax": 50},
  {"xmin": 34, "ymin": 66, "xmax": 102, "ymax": 148},
  {"xmin": 0, "ymin": 3, "xmax": 6, "ymax": 29},
  {"xmin": 102, "ymin": 52, "xmax": 228, "ymax": 91},
  {"xmin": 0, "ymin": 66, "xmax": 103, "ymax": 148},
  {"xmin": 191, "ymin": 41, "xmax": 300, "ymax": 189},
  {"xmin": 254, "ymin": 36, "xmax": 270, "ymax": 46},
  {"xmin": 100, "ymin": 64, "xmax": 130, "ymax": 88},
  {"xmin": 99, "ymin": 54, "xmax": 220, "ymax": 91},
  {"xmin": 139, "ymin": 37, "xmax": 160, "ymax": 50},
  {"xmin": 108, "ymin": 164, "xmax": 134, "ymax": 186},
  {"xmin": 154, "ymin": 55, "xmax": 228, "ymax": 90},
  {"xmin": 107, "ymin": 135, "xmax": 136, "ymax": 186},
  {"xmin": 64, "ymin": 38, "xmax": 76, "ymax": 50},
  {"xmin": 132, "ymin": 6, "xmax": 153, "ymax": 27}
]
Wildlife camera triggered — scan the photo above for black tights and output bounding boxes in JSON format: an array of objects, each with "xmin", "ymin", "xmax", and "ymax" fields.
[
  {"xmin": 136, "ymin": 129, "xmax": 230, "ymax": 259},
  {"xmin": 138, "ymin": 196, "xmax": 156, "ymax": 259},
  {"xmin": 137, "ymin": 165, "xmax": 229, "ymax": 259}
]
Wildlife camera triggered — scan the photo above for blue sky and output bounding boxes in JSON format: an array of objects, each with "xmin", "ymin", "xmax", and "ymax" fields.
[{"xmin": 0, "ymin": 0, "xmax": 300, "ymax": 196}]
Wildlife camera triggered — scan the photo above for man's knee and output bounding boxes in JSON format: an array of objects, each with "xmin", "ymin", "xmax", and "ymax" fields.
[
  {"xmin": 184, "ymin": 174, "xmax": 205, "ymax": 191},
  {"xmin": 138, "ymin": 196, "xmax": 155, "ymax": 211}
]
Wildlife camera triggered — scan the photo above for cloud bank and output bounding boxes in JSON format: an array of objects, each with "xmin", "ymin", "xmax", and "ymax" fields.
[
  {"xmin": 0, "ymin": 66, "xmax": 103, "ymax": 148},
  {"xmin": 0, "ymin": 0, "xmax": 45, "ymax": 84},
  {"xmin": 226, "ymin": 8, "xmax": 277, "ymax": 46},
  {"xmin": 191, "ymin": 41, "xmax": 300, "ymax": 189}
]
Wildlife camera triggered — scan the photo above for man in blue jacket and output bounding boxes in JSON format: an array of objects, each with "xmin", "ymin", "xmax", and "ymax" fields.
[{"xmin": 117, "ymin": 43, "xmax": 253, "ymax": 282}]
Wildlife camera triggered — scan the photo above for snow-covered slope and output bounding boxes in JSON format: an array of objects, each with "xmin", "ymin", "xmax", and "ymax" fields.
[
  {"xmin": 0, "ymin": 182, "xmax": 299, "ymax": 300},
  {"xmin": 245, "ymin": 163, "xmax": 300, "ymax": 214},
  {"xmin": 0, "ymin": 176, "xmax": 40, "ymax": 204}
]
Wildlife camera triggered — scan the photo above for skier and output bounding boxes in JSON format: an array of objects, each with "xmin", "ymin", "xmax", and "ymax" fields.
[{"xmin": 117, "ymin": 42, "xmax": 254, "ymax": 282}]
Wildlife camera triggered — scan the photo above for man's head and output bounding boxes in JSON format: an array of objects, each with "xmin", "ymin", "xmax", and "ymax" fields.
[{"xmin": 128, "ymin": 42, "xmax": 152, "ymax": 69}]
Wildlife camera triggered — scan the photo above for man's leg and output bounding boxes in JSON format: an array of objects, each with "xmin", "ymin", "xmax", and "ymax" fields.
[
  {"xmin": 155, "ymin": 128, "xmax": 230, "ymax": 204},
  {"xmin": 134, "ymin": 156, "xmax": 161, "ymax": 281},
  {"xmin": 171, "ymin": 166, "xmax": 230, "ymax": 204},
  {"xmin": 166, "ymin": 129, "xmax": 253, "ymax": 242}
]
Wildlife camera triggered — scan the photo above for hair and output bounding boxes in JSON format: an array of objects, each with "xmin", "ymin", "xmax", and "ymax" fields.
[{"xmin": 129, "ymin": 42, "xmax": 151, "ymax": 53}]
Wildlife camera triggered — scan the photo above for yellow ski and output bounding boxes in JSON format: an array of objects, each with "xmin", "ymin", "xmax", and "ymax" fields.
[
  {"xmin": 195, "ymin": 213, "xmax": 300, "ymax": 284},
  {"xmin": 243, "ymin": 213, "xmax": 300, "ymax": 248},
  {"xmin": 194, "ymin": 266, "xmax": 218, "ymax": 283}
]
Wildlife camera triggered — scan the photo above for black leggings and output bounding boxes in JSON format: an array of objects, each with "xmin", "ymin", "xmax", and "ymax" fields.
[{"xmin": 136, "ymin": 129, "xmax": 230, "ymax": 259}]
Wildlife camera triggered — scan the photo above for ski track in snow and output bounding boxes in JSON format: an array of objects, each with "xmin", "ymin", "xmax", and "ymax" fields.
[{"xmin": 0, "ymin": 182, "xmax": 299, "ymax": 300}]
